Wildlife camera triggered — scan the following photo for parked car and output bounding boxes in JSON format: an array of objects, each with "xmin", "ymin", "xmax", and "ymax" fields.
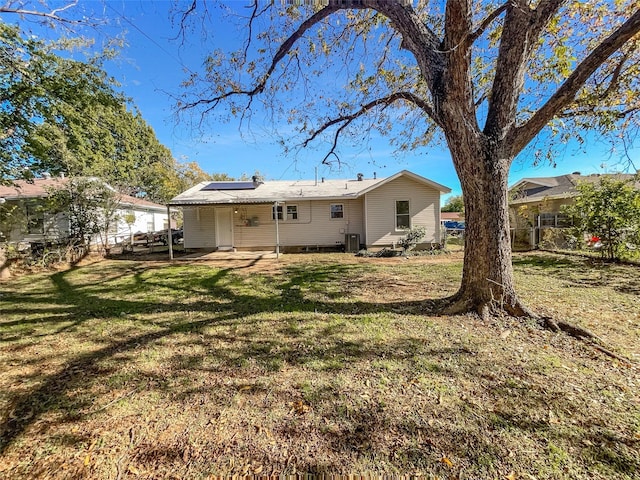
[{"xmin": 444, "ymin": 221, "xmax": 465, "ymax": 235}]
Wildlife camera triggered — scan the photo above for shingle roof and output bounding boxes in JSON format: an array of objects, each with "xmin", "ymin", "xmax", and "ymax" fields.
[
  {"xmin": 169, "ymin": 170, "xmax": 450, "ymax": 206},
  {"xmin": 510, "ymin": 173, "xmax": 638, "ymax": 204},
  {"xmin": 441, "ymin": 212, "xmax": 464, "ymax": 221},
  {"xmin": 0, "ymin": 177, "xmax": 168, "ymax": 211}
]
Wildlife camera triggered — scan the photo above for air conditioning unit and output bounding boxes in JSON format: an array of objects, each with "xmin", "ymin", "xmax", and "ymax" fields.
[{"xmin": 345, "ymin": 233, "xmax": 360, "ymax": 253}]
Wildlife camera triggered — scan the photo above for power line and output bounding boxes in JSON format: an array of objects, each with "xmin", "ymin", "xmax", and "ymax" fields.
[{"xmin": 104, "ymin": 3, "xmax": 196, "ymax": 76}]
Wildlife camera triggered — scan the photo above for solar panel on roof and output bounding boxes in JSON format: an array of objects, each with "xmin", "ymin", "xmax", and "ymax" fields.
[{"xmin": 201, "ymin": 182, "xmax": 257, "ymax": 191}]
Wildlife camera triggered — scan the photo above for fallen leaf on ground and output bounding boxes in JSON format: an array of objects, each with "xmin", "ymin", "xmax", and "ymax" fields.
[
  {"xmin": 440, "ymin": 456, "xmax": 453, "ymax": 468},
  {"xmin": 290, "ymin": 400, "xmax": 310, "ymax": 415}
]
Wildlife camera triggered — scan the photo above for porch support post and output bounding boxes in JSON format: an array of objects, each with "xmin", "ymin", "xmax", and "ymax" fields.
[
  {"xmin": 274, "ymin": 201, "xmax": 280, "ymax": 259},
  {"xmin": 167, "ymin": 204, "xmax": 173, "ymax": 261}
]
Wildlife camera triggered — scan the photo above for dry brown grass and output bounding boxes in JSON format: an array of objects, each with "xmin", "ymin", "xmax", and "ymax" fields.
[{"xmin": 0, "ymin": 252, "xmax": 638, "ymax": 479}]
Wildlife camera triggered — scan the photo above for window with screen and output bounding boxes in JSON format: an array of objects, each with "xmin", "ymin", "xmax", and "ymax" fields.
[
  {"xmin": 330, "ymin": 204, "xmax": 344, "ymax": 219},
  {"xmin": 395, "ymin": 200, "xmax": 410, "ymax": 229}
]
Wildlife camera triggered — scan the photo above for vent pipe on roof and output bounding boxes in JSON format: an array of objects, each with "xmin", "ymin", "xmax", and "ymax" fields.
[
  {"xmin": 321, "ymin": 177, "xmax": 325, "ymax": 183},
  {"xmin": 315, "ymin": 166, "xmax": 318, "ymax": 186},
  {"xmin": 357, "ymin": 173, "xmax": 364, "ymax": 181},
  {"xmin": 373, "ymin": 172, "xmax": 377, "ymax": 179}
]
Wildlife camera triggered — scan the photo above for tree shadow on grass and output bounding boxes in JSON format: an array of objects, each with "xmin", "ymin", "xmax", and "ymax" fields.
[
  {"xmin": 0, "ymin": 259, "xmax": 637, "ymax": 477},
  {"xmin": 513, "ymin": 253, "xmax": 640, "ymax": 296},
  {"xmin": 0, "ymin": 259, "xmax": 445, "ymax": 455}
]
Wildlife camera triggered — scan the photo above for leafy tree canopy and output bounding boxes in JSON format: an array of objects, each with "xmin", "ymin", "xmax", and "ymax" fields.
[
  {"xmin": 45, "ymin": 177, "xmax": 120, "ymax": 247},
  {"xmin": 0, "ymin": 22, "xmax": 185, "ymax": 203},
  {"xmin": 442, "ymin": 195, "xmax": 464, "ymax": 213},
  {"xmin": 0, "ymin": 22, "xmax": 120, "ymax": 182}
]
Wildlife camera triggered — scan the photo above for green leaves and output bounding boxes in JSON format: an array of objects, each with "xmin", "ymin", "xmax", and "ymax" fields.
[
  {"xmin": 45, "ymin": 178, "xmax": 120, "ymax": 246},
  {"xmin": 563, "ymin": 176, "xmax": 640, "ymax": 261},
  {"xmin": 0, "ymin": 24, "xmax": 182, "ymax": 204}
]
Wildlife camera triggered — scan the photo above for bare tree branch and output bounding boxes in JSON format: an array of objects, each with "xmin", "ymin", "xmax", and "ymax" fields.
[
  {"xmin": 242, "ymin": 0, "xmax": 271, "ymax": 66},
  {"xmin": 360, "ymin": 0, "xmax": 443, "ymax": 94},
  {"xmin": 0, "ymin": 1, "xmax": 81, "ymax": 24},
  {"xmin": 175, "ymin": 0, "xmax": 197, "ymax": 41},
  {"xmin": 300, "ymin": 91, "xmax": 436, "ymax": 163},
  {"xmin": 509, "ymin": 8, "xmax": 640, "ymax": 154},
  {"xmin": 558, "ymin": 104, "xmax": 640, "ymax": 119},
  {"xmin": 601, "ymin": 50, "xmax": 631, "ymax": 99},
  {"xmin": 469, "ymin": 3, "xmax": 507, "ymax": 45},
  {"xmin": 179, "ymin": 5, "xmax": 340, "ymax": 113}
]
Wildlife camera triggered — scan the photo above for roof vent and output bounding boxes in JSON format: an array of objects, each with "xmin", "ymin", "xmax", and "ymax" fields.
[
  {"xmin": 571, "ymin": 171, "xmax": 581, "ymax": 175},
  {"xmin": 357, "ymin": 173, "xmax": 364, "ymax": 181},
  {"xmin": 252, "ymin": 175, "xmax": 263, "ymax": 185},
  {"xmin": 373, "ymin": 172, "xmax": 377, "ymax": 179}
]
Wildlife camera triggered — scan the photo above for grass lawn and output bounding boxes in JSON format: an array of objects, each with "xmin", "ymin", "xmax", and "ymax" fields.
[{"xmin": 0, "ymin": 252, "xmax": 638, "ymax": 479}]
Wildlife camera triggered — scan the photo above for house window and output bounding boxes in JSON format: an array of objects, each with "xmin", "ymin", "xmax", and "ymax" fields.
[
  {"xmin": 395, "ymin": 200, "xmax": 410, "ymax": 229},
  {"xmin": 330, "ymin": 204, "xmax": 344, "ymax": 219},
  {"xmin": 539, "ymin": 213, "xmax": 571, "ymax": 228},
  {"xmin": 272, "ymin": 205, "xmax": 284, "ymax": 221},
  {"xmin": 26, "ymin": 202, "xmax": 44, "ymax": 234},
  {"xmin": 286, "ymin": 205, "xmax": 298, "ymax": 220},
  {"xmin": 147, "ymin": 220, "xmax": 154, "ymax": 232}
]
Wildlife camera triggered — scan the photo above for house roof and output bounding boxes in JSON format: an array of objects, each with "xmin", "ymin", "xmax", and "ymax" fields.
[
  {"xmin": 440, "ymin": 212, "xmax": 464, "ymax": 221},
  {"xmin": 0, "ymin": 177, "xmax": 169, "ymax": 211},
  {"xmin": 509, "ymin": 172, "xmax": 639, "ymax": 205},
  {"xmin": 169, "ymin": 170, "xmax": 451, "ymax": 206}
]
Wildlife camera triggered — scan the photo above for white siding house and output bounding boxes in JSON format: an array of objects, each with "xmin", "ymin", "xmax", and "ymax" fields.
[
  {"xmin": 0, "ymin": 177, "xmax": 171, "ymax": 247},
  {"xmin": 171, "ymin": 170, "xmax": 450, "ymax": 252}
]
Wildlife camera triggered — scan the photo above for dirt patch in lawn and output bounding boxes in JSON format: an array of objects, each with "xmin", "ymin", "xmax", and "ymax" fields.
[{"xmin": 0, "ymin": 252, "xmax": 638, "ymax": 479}]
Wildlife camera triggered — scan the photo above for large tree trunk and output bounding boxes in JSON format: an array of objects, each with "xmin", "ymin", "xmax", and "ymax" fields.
[{"xmin": 444, "ymin": 138, "xmax": 531, "ymax": 318}]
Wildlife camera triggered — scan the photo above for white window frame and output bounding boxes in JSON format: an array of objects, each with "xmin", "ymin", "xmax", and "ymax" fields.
[
  {"xmin": 272, "ymin": 204, "xmax": 284, "ymax": 221},
  {"xmin": 286, "ymin": 204, "xmax": 298, "ymax": 221},
  {"xmin": 330, "ymin": 203, "xmax": 344, "ymax": 219},
  {"xmin": 26, "ymin": 202, "xmax": 44, "ymax": 234},
  {"xmin": 395, "ymin": 200, "xmax": 410, "ymax": 230}
]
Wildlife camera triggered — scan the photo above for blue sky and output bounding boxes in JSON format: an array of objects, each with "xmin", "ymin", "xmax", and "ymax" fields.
[{"xmin": 5, "ymin": 1, "xmax": 638, "ymax": 200}]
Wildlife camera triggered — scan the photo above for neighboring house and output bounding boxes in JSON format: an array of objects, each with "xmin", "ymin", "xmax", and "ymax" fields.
[
  {"xmin": 170, "ymin": 170, "xmax": 450, "ymax": 252},
  {"xmin": 0, "ymin": 177, "xmax": 171, "ymax": 247},
  {"xmin": 508, "ymin": 171, "xmax": 639, "ymax": 247}
]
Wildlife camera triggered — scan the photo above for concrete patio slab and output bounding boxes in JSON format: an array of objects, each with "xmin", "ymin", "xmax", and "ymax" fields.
[{"xmin": 176, "ymin": 250, "xmax": 279, "ymax": 260}]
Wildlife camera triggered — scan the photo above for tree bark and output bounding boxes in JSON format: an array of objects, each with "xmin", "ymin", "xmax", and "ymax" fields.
[{"xmin": 443, "ymin": 135, "xmax": 531, "ymax": 318}]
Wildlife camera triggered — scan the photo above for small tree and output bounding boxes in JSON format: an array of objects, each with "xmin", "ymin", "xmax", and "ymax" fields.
[
  {"xmin": 46, "ymin": 178, "xmax": 120, "ymax": 252},
  {"xmin": 398, "ymin": 226, "xmax": 427, "ymax": 253},
  {"xmin": 563, "ymin": 177, "xmax": 640, "ymax": 261},
  {"xmin": 441, "ymin": 196, "xmax": 464, "ymax": 214}
]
